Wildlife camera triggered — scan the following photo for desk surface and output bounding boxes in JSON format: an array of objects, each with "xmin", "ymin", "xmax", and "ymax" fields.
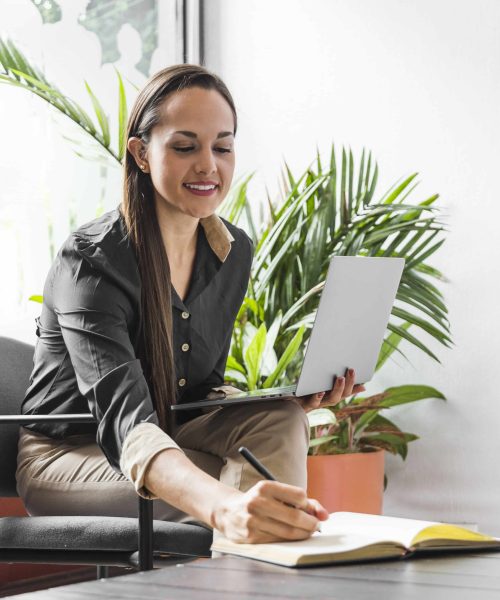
[{"xmin": 7, "ymin": 553, "xmax": 500, "ymax": 600}]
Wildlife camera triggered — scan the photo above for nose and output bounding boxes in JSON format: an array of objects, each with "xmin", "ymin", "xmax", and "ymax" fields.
[{"xmin": 195, "ymin": 147, "xmax": 217, "ymax": 175}]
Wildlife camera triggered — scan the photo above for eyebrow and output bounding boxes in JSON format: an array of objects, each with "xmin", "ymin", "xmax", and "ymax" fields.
[{"xmin": 173, "ymin": 130, "xmax": 234, "ymax": 139}]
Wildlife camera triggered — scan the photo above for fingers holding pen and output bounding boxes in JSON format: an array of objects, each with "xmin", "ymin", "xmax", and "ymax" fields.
[
  {"xmin": 234, "ymin": 447, "xmax": 328, "ymax": 543},
  {"xmin": 244, "ymin": 481, "xmax": 323, "ymax": 540}
]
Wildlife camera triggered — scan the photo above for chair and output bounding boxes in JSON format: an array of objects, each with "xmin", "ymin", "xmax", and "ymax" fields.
[{"xmin": 0, "ymin": 336, "xmax": 212, "ymax": 578}]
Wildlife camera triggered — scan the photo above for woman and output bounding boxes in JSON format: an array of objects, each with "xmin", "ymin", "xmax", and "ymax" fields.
[{"xmin": 17, "ymin": 64, "xmax": 363, "ymax": 543}]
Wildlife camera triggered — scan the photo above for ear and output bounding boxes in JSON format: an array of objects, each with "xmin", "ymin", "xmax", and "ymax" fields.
[{"xmin": 127, "ymin": 137, "xmax": 149, "ymax": 173}]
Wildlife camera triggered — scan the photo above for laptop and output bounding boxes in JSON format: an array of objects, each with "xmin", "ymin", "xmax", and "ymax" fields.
[{"xmin": 171, "ymin": 256, "xmax": 405, "ymax": 411}]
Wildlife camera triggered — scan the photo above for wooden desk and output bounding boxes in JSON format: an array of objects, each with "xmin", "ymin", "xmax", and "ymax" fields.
[{"xmin": 6, "ymin": 553, "xmax": 500, "ymax": 600}]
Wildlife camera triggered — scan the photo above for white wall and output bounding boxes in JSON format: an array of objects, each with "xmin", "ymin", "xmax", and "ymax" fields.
[{"xmin": 205, "ymin": 0, "xmax": 500, "ymax": 533}]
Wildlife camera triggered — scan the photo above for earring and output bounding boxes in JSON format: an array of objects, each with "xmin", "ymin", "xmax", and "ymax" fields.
[{"xmin": 140, "ymin": 164, "xmax": 147, "ymax": 171}]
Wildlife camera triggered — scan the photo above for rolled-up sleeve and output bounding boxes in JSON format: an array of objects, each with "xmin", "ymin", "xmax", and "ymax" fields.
[{"xmin": 120, "ymin": 422, "xmax": 182, "ymax": 499}]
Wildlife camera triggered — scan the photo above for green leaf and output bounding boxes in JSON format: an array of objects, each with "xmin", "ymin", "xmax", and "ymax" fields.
[
  {"xmin": 253, "ymin": 174, "xmax": 327, "ymax": 277},
  {"xmin": 0, "ymin": 39, "xmax": 120, "ymax": 162},
  {"xmin": 341, "ymin": 147, "xmax": 348, "ymax": 224},
  {"xmin": 226, "ymin": 355, "xmax": 246, "ymax": 375},
  {"xmin": 28, "ymin": 295, "xmax": 43, "ymax": 303},
  {"xmin": 263, "ymin": 325, "xmax": 305, "ymax": 388},
  {"xmin": 379, "ymin": 384, "xmax": 446, "ymax": 408},
  {"xmin": 219, "ymin": 173, "xmax": 254, "ymax": 225},
  {"xmin": 386, "ymin": 322, "xmax": 440, "ymax": 363},
  {"xmin": 282, "ymin": 282, "xmax": 324, "ymax": 327},
  {"xmin": 116, "ymin": 68, "xmax": 128, "ymax": 162},
  {"xmin": 376, "ymin": 322, "xmax": 412, "ymax": 370},
  {"xmin": 396, "ymin": 287, "xmax": 449, "ymax": 327},
  {"xmin": 382, "ymin": 173, "xmax": 419, "ymax": 204},
  {"xmin": 85, "ymin": 80, "xmax": 111, "ymax": 147},
  {"xmin": 361, "ymin": 432, "xmax": 417, "ymax": 458},
  {"xmin": 243, "ymin": 323, "xmax": 267, "ymax": 390},
  {"xmin": 406, "ymin": 238, "xmax": 445, "ymax": 270},
  {"xmin": 309, "ymin": 434, "xmax": 338, "ymax": 448},
  {"xmin": 353, "ymin": 408, "xmax": 382, "ymax": 433},
  {"xmin": 391, "ymin": 306, "xmax": 452, "ymax": 346}
]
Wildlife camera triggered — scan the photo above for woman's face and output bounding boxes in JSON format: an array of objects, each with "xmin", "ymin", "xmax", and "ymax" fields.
[{"xmin": 135, "ymin": 86, "xmax": 236, "ymax": 220}]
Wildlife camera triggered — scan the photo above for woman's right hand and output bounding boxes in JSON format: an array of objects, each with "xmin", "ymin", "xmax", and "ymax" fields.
[{"xmin": 211, "ymin": 480, "xmax": 328, "ymax": 543}]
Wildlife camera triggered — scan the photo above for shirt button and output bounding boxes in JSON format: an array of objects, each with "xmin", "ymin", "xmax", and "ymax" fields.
[
  {"xmin": 181, "ymin": 343, "xmax": 190, "ymax": 352},
  {"xmin": 178, "ymin": 378, "xmax": 187, "ymax": 387},
  {"xmin": 181, "ymin": 311, "xmax": 190, "ymax": 319}
]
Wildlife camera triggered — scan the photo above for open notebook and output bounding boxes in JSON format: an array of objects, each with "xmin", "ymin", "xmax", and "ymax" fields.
[{"xmin": 211, "ymin": 512, "xmax": 500, "ymax": 567}]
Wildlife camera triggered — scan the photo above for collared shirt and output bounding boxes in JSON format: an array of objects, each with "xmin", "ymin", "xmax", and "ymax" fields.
[{"xmin": 21, "ymin": 207, "xmax": 253, "ymax": 475}]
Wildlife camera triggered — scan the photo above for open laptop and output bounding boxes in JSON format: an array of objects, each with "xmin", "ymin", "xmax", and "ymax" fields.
[{"xmin": 171, "ymin": 256, "xmax": 404, "ymax": 411}]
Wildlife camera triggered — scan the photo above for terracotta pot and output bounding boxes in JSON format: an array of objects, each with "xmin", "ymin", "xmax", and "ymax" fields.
[{"xmin": 307, "ymin": 449, "xmax": 385, "ymax": 514}]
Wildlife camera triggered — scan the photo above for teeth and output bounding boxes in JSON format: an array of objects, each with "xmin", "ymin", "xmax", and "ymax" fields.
[{"xmin": 185, "ymin": 184, "xmax": 217, "ymax": 191}]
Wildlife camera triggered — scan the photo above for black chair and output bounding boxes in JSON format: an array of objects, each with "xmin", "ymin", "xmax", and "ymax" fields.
[{"xmin": 0, "ymin": 336, "xmax": 212, "ymax": 578}]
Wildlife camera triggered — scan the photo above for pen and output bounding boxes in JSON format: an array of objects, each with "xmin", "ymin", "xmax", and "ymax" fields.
[
  {"xmin": 238, "ymin": 446, "xmax": 321, "ymax": 531},
  {"xmin": 238, "ymin": 446, "xmax": 277, "ymax": 481}
]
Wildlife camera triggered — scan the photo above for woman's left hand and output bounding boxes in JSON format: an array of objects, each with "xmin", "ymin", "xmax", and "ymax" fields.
[{"xmin": 295, "ymin": 368, "xmax": 366, "ymax": 413}]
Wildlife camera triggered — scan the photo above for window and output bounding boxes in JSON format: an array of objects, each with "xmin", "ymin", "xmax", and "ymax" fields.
[{"xmin": 0, "ymin": 0, "xmax": 202, "ymax": 340}]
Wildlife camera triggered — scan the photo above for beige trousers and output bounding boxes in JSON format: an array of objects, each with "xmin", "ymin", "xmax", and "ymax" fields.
[{"xmin": 16, "ymin": 399, "xmax": 310, "ymax": 524}]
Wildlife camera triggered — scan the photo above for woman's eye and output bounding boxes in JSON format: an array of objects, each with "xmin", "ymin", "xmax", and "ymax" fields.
[{"xmin": 173, "ymin": 146, "xmax": 232, "ymax": 154}]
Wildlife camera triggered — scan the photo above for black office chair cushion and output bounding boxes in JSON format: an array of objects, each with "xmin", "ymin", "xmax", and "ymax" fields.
[{"xmin": 0, "ymin": 516, "xmax": 212, "ymax": 556}]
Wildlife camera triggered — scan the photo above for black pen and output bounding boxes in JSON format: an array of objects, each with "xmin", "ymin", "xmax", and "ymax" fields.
[
  {"xmin": 238, "ymin": 446, "xmax": 321, "ymax": 531},
  {"xmin": 238, "ymin": 446, "xmax": 277, "ymax": 481}
]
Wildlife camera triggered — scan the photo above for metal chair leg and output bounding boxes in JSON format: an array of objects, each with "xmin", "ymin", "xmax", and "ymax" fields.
[
  {"xmin": 138, "ymin": 496, "xmax": 153, "ymax": 571},
  {"xmin": 96, "ymin": 565, "xmax": 109, "ymax": 579}
]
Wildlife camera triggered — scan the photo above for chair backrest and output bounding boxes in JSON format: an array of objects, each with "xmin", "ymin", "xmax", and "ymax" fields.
[{"xmin": 0, "ymin": 336, "xmax": 35, "ymax": 496}]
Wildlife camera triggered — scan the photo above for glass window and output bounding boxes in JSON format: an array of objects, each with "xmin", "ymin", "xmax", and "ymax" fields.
[{"xmin": 0, "ymin": 0, "xmax": 189, "ymax": 340}]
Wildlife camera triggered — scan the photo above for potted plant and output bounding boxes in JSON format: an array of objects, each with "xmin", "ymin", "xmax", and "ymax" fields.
[
  {"xmin": 306, "ymin": 383, "xmax": 445, "ymax": 513},
  {"xmin": 219, "ymin": 146, "xmax": 450, "ymax": 514}
]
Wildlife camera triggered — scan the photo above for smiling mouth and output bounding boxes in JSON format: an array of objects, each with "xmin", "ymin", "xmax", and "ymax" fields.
[
  {"xmin": 183, "ymin": 183, "xmax": 219, "ymax": 191},
  {"xmin": 183, "ymin": 183, "xmax": 219, "ymax": 196}
]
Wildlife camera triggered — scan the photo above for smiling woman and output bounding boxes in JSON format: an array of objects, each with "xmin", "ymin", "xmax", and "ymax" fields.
[{"xmin": 17, "ymin": 64, "xmax": 332, "ymax": 545}]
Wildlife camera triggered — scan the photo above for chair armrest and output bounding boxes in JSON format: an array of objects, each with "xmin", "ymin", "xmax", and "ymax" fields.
[
  {"xmin": 0, "ymin": 412, "xmax": 154, "ymax": 571},
  {"xmin": 0, "ymin": 414, "xmax": 95, "ymax": 424}
]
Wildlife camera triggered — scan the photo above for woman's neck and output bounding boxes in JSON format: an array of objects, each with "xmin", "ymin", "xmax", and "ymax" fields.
[{"xmin": 155, "ymin": 197, "xmax": 199, "ymax": 267}]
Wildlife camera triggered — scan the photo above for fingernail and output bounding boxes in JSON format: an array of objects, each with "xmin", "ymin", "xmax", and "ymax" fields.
[
  {"xmin": 337, "ymin": 376, "xmax": 345, "ymax": 384},
  {"xmin": 348, "ymin": 368, "xmax": 354, "ymax": 376}
]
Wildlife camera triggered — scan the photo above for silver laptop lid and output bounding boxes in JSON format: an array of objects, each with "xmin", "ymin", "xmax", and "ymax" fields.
[{"xmin": 295, "ymin": 256, "xmax": 404, "ymax": 397}]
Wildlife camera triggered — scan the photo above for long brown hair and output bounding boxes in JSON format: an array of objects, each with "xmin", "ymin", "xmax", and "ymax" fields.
[{"xmin": 121, "ymin": 64, "xmax": 237, "ymax": 432}]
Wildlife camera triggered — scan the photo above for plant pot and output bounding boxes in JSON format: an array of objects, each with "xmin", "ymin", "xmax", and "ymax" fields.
[{"xmin": 307, "ymin": 449, "xmax": 384, "ymax": 514}]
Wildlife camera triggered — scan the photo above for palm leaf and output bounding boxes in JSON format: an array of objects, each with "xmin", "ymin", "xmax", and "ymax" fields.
[
  {"xmin": 116, "ymin": 68, "xmax": 128, "ymax": 161},
  {"xmin": 85, "ymin": 81, "xmax": 110, "ymax": 147},
  {"xmin": 263, "ymin": 325, "xmax": 305, "ymax": 388},
  {"xmin": 0, "ymin": 37, "xmax": 121, "ymax": 163}
]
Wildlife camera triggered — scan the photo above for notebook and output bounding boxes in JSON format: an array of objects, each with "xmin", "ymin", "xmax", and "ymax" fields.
[
  {"xmin": 172, "ymin": 256, "xmax": 405, "ymax": 412},
  {"xmin": 211, "ymin": 512, "xmax": 500, "ymax": 567}
]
